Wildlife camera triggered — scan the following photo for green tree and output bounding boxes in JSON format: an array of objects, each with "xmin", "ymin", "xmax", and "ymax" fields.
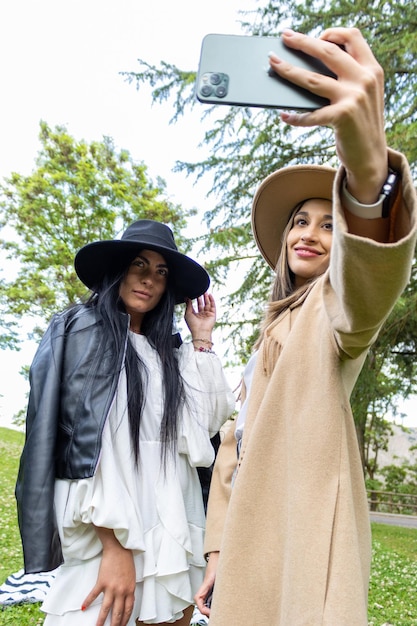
[
  {"xmin": 354, "ymin": 278, "xmax": 417, "ymax": 470},
  {"xmin": 377, "ymin": 461, "xmax": 417, "ymax": 514},
  {"xmin": 0, "ymin": 121, "xmax": 194, "ymax": 349},
  {"xmin": 124, "ymin": 0, "xmax": 417, "ymax": 471}
]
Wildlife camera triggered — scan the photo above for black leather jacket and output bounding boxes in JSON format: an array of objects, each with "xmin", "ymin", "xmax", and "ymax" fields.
[{"xmin": 15, "ymin": 306, "xmax": 129, "ymax": 573}]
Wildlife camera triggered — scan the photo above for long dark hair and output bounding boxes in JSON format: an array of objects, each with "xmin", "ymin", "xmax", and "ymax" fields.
[{"xmin": 83, "ymin": 260, "xmax": 185, "ymax": 467}]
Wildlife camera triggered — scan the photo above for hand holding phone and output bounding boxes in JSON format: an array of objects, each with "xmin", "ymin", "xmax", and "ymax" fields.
[{"xmin": 196, "ymin": 33, "xmax": 336, "ymax": 111}]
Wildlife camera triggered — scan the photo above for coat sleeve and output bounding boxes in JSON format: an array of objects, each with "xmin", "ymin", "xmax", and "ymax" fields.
[
  {"xmin": 326, "ymin": 148, "xmax": 417, "ymax": 359},
  {"xmin": 203, "ymin": 418, "xmax": 237, "ymax": 555},
  {"xmin": 15, "ymin": 314, "xmax": 65, "ymax": 573}
]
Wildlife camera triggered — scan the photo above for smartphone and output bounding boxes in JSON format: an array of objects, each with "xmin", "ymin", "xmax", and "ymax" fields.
[
  {"xmin": 196, "ymin": 33, "xmax": 336, "ymax": 111},
  {"xmin": 204, "ymin": 584, "xmax": 214, "ymax": 609}
]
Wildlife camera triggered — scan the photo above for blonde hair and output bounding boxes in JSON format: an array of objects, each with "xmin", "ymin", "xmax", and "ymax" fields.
[{"xmin": 254, "ymin": 200, "xmax": 321, "ymax": 350}]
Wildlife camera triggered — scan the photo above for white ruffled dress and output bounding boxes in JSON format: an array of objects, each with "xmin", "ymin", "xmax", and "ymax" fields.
[{"xmin": 42, "ymin": 334, "xmax": 234, "ymax": 625}]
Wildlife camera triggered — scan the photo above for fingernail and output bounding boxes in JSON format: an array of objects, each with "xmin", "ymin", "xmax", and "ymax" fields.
[
  {"xmin": 81, "ymin": 605, "xmax": 86, "ymax": 611},
  {"xmin": 268, "ymin": 51, "xmax": 280, "ymax": 62}
]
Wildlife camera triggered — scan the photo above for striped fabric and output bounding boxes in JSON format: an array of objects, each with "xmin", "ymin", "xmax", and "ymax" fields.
[
  {"xmin": 191, "ymin": 606, "xmax": 209, "ymax": 625},
  {"xmin": 0, "ymin": 568, "xmax": 59, "ymax": 606}
]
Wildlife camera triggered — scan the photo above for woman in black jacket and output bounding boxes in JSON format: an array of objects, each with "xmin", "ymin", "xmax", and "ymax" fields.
[{"xmin": 16, "ymin": 219, "xmax": 235, "ymax": 626}]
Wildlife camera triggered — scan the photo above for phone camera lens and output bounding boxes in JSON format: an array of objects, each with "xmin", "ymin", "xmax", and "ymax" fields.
[
  {"xmin": 215, "ymin": 86, "xmax": 227, "ymax": 98},
  {"xmin": 200, "ymin": 85, "xmax": 213, "ymax": 97},
  {"xmin": 210, "ymin": 73, "xmax": 221, "ymax": 85}
]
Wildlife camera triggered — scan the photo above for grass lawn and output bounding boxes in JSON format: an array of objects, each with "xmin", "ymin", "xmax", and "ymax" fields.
[
  {"xmin": 369, "ymin": 524, "xmax": 417, "ymax": 625},
  {"xmin": 0, "ymin": 428, "xmax": 46, "ymax": 625},
  {"xmin": 1, "ymin": 426, "xmax": 417, "ymax": 625}
]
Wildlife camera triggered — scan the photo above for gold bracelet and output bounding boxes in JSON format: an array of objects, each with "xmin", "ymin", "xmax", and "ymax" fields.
[{"xmin": 192, "ymin": 338, "xmax": 214, "ymax": 347}]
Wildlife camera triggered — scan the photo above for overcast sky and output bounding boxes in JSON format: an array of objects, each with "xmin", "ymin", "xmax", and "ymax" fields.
[
  {"xmin": 0, "ymin": 0, "xmax": 258, "ymax": 428},
  {"xmin": 0, "ymin": 0, "xmax": 256, "ymax": 195},
  {"xmin": 0, "ymin": 0, "xmax": 415, "ymax": 428}
]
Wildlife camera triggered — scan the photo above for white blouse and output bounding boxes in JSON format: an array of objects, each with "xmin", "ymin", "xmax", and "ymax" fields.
[
  {"xmin": 42, "ymin": 334, "xmax": 235, "ymax": 625},
  {"xmin": 234, "ymin": 351, "xmax": 258, "ymax": 446}
]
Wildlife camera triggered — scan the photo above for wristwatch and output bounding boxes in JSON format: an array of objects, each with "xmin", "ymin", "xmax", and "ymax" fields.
[{"xmin": 342, "ymin": 169, "xmax": 400, "ymax": 219}]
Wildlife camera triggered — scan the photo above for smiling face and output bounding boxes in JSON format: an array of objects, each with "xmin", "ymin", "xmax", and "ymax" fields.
[
  {"xmin": 286, "ymin": 199, "xmax": 333, "ymax": 289},
  {"xmin": 119, "ymin": 249, "xmax": 169, "ymax": 333}
]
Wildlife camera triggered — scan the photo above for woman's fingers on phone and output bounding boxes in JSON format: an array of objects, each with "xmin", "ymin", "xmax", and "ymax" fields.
[
  {"xmin": 268, "ymin": 48, "xmax": 335, "ymax": 102},
  {"xmin": 270, "ymin": 27, "xmax": 385, "ymax": 131},
  {"xmin": 279, "ymin": 28, "xmax": 383, "ymax": 93},
  {"xmin": 319, "ymin": 27, "xmax": 382, "ymax": 69},
  {"xmin": 280, "ymin": 29, "xmax": 355, "ymax": 81}
]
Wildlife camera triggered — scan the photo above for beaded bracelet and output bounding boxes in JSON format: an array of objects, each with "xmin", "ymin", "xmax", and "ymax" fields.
[{"xmin": 198, "ymin": 346, "xmax": 215, "ymax": 354}]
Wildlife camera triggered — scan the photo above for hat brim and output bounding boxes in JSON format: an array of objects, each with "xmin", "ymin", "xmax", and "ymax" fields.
[
  {"xmin": 251, "ymin": 165, "xmax": 336, "ymax": 270},
  {"xmin": 74, "ymin": 239, "xmax": 210, "ymax": 304}
]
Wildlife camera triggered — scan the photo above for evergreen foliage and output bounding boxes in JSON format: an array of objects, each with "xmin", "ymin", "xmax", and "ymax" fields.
[{"xmin": 124, "ymin": 0, "xmax": 417, "ymax": 470}]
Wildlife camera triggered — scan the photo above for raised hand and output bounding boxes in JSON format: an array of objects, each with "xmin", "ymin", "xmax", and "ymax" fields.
[
  {"xmin": 184, "ymin": 292, "xmax": 216, "ymax": 344},
  {"xmin": 269, "ymin": 28, "xmax": 388, "ymax": 204}
]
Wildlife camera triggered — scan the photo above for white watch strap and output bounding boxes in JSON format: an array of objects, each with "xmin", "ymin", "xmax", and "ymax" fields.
[{"xmin": 341, "ymin": 178, "xmax": 385, "ymax": 219}]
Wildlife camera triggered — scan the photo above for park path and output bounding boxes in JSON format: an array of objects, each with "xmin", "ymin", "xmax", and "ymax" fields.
[{"xmin": 370, "ymin": 511, "xmax": 417, "ymax": 529}]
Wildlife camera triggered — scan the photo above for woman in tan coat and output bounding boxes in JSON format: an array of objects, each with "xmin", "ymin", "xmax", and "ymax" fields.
[{"xmin": 194, "ymin": 27, "xmax": 417, "ymax": 625}]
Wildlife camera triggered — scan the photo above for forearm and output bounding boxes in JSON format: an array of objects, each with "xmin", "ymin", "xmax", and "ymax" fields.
[
  {"xmin": 329, "ymin": 150, "xmax": 417, "ymax": 356},
  {"xmin": 341, "ymin": 174, "xmax": 391, "ymax": 242},
  {"xmin": 339, "ymin": 148, "xmax": 416, "ymax": 244},
  {"xmin": 94, "ymin": 525, "xmax": 124, "ymax": 551},
  {"xmin": 81, "ymin": 525, "xmax": 136, "ymax": 621}
]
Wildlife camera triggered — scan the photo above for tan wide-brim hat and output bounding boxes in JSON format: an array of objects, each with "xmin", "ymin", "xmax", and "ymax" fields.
[{"xmin": 251, "ymin": 164, "xmax": 337, "ymax": 270}]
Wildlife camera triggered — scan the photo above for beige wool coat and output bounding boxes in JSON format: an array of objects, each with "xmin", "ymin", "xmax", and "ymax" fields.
[{"xmin": 204, "ymin": 149, "xmax": 417, "ymax": 626}]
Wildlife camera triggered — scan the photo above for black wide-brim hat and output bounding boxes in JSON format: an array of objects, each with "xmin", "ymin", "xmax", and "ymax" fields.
[{"xmin": 74, "ymin": 219, "xmax": 210, "ymax": 304}]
